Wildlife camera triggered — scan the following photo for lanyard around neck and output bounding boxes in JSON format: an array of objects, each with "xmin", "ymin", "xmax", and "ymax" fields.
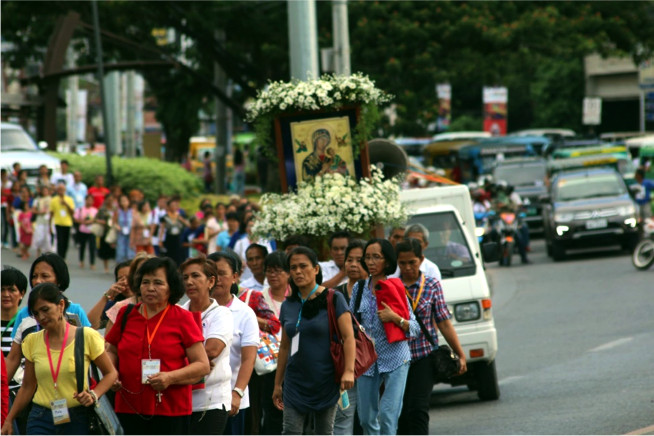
[
  {"xmin": 143, "ymin": 304, "xmax": 170, "ymax": 356},
  {"xmin": 1, "ymin": 312, "xmax": 18, "ymax": 337},
  {"xmin": 45, "ymin": 322, "xmax": 70, "ymax": 391},
  {"xmin": 405, "ymin": 274, "xmax": 426, "ymax": 312},
  {"xmin": 296, "ymin": 284, "xmax": 319, "ymax": 329}
]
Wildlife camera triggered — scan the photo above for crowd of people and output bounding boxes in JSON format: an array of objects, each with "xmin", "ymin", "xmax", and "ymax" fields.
[{"xmin": 0, "ymin": 204, "xmax": 468, "ymax": 434}]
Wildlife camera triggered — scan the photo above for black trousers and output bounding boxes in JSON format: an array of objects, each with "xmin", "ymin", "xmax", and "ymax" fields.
[
  {"xmin": 55, "ymin": 225, "xmax": 71, "ymax": 259},
  {"xmin": 397, "ymin": 354, "xmax": 434, "ymax": 435},
  {"xmin": 117, "ymin": 413, "xmax": 190, "ymax": 435},
  {"xmin": 78, "ymin": 231, "xmax": 97, "ymax": 265},
  {"xmin": 191, "ymin": 407, "xmax": 229, "ymax": 435}
]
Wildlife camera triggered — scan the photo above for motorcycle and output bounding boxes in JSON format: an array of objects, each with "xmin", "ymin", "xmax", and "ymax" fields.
[{"xmin": 632, "ymin": 217, "xmax": 654, "ymax": 270}]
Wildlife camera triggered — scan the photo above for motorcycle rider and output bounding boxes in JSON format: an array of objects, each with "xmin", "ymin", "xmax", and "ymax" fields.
[{"xmin": 486, "ymin": 181, "xmax": 531, "ymax": 265}]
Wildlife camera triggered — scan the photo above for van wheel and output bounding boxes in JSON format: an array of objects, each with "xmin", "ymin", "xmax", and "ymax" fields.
[
  {"xmin": 476, "ymin": 360, "xmax": 500, "ymax": 401},
  {"xmin": 551, "ymin": 241, "xmax": 566, "ymax": 261}
]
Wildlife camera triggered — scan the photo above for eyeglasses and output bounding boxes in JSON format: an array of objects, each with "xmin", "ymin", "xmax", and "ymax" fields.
[{"xmin": 364, "ymin": 255, "xmax": 385, "ymax": 263}]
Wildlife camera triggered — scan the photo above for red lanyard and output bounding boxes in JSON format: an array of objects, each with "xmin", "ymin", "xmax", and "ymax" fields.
[
  {"xmin": 143, "ymin": 304, "xmax": 170, "ymax": 348},
  {"xmin": 45, "ymin": 322, "xmax": 70, "ymax": 391}
]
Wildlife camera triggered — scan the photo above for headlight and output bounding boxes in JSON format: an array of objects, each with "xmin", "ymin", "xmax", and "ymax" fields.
[
  {"xmin": 554, "ymin": 212, "xmax": 574, "ymax": 222},
  {"xmin": 454, "ymin": 302, "xmax": 481, "ymax": 322},
  {"xmin": 617, "ymin": 205, "xmax": 636, "ymax": 216}
]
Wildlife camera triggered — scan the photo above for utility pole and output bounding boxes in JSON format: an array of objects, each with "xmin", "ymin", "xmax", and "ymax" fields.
[
  {"xmin": 288, "ymin": 0, "xmax": 319, "ymax": 80},
  {"xmin": 91, "ymin": 0, "xmax": 114, "ymax": 186},
  {"xmin": 332, "ymin": 0, "xmax": 351, "ymax": 75},
  {"xmin": 214, "ymin": 29, "xmax": 228, "ymax": 194},
  {"xmin": 66, "ymin": 47, "xmax": 78, "ymax": 152},
  {"xmin": 126, "ymin": 71, "xmax": 136, "ymax": 157}
]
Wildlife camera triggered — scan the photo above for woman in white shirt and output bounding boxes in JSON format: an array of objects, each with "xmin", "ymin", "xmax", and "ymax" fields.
[
  {"xmin": 208, "ymin": 251, "xmax": 258, "ymax": 435},
  {"xmin": 181, "ymin": 256, "xmax": 234, "ymax": 435}
]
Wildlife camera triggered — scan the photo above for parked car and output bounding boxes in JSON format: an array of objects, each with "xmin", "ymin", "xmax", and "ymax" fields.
[
  {"xmin": 541, "ymin": 167, "xmax": 639, "ymax": 260},
  {"xmin": 0, "ymin": 122, "xmax": 61, "ymax": 188},
  {"xmin": 492, "ymin": 157, "xmax": 548, "ymax": 233}
]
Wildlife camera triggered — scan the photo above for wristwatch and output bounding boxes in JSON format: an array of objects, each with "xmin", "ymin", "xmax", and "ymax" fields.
[
  {"xmin": 233, "ymin": 387, "xmax": 245, "ymax": 398},
  {"xmin": 399, "ymin": 318, "xmax": 406, "ymax": 327}
]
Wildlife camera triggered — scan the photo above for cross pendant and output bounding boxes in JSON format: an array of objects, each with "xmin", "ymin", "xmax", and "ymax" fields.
[{"xmin": 156, "ymin": 391, "xmax": 163, "ymax": 403}]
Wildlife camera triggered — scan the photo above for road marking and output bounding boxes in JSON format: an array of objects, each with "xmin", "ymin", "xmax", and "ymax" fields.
[
  {"xmin": 624, "ymin": 424, "xmax": 654, "ymax": 435},
  {"xmin": 588, "ymin": 337, "xmax": 633, "ymax": 353},
  {"xmin": 499, "ymin": 376, "xmax": 524, "ymax": 385}
]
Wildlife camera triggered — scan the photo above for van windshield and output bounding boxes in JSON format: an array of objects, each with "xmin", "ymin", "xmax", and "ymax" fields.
[
  {"xmin": 1, "ymin": 128, "xmax": 38, "ymax": 152},
  {"xmin": 494, "ymin": 163, "xmax": 546, "ymax": 187},
  {"xmin": 407, "ymin": 211, "xmax": 476, "ymax": 278}
]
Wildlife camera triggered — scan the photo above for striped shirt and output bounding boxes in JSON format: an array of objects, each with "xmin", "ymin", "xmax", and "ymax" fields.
[
  {"xmin": 403, "ymin": 273, "xmax": 451, "ymax": 361},
  {"xmin": 1, "ymin": 318, "xmax": 16, "ymax": 356}
]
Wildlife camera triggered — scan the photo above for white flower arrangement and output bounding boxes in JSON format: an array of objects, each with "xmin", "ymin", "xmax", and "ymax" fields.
[
  {"xmin": 252, "ymin": 166, "xmax": 407, "ymax": 242},
  {"xmin": 245, "ymin": 73, "xmax": 393, "ymax": 158}
]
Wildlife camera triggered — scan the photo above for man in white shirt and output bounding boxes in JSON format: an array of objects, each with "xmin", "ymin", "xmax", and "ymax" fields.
[
  {"xmin": 239, "ymin": 244, "xmax": 268, "ymax": 291},
  {"xmin": 319, "ymin": 231, "xmax": 350, "ymax": 288},
  {"xmin": 151, "ymin": 195, "xmax": 168, "ymax": 255},
  {"xmin": 51, "ymin": 159, "xmax": 75, "ymax": 189}
]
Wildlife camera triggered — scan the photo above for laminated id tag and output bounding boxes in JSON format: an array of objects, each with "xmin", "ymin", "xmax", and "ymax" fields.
[
  {"xmin": 142, "ymin": 359, "xmax": 161, "ymax": 384},
  {"xmin": 290, "ymin": 333, "xmax": 299, "ymax": 357},
  {"xmin": 59, "ymin": 210, "xmax": 67, "ymax": 218},
  {"xmin": 50, "ymin": 398, "xmax": 70, "ymax": 425},
  {"xmin": 143, "ymin": 229, "xmax": 150, "ymax": 238},
  {"xmin": 122, "ymin": 227, "xmax": 130, "ymax": 236}
]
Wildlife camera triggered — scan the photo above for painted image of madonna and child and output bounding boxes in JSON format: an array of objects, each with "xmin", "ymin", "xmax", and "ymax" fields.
[{"xmin": 290, "ymin": 116, "xmax": 356, "ymax": 184}]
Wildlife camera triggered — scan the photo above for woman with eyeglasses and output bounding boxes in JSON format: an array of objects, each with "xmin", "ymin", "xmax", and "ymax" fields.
[
  {"xmin": 272, "ymin": 246, "xmax": 355, "ymax": 435},
  {"xmin": 350, "ymin": 238, "xmax": 419, "ymax": 436}
]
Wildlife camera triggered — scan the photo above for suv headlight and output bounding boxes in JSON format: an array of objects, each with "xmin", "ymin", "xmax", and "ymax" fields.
[
  {"xmin": 617, "ymin": 205, "xmax": 636, "ymax": 216},
  {"xmin": 554, "ymin": 212, "xmax": 574, "ymax": 223},
  {"xmin": 454, "ymin": 302, "xmax": 481, "ymax": 322}
]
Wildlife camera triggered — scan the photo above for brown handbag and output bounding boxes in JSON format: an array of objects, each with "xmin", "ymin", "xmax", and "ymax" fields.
[{"xmin": 327, "ymin": 289, "xmax": 378, "ymax": 384}]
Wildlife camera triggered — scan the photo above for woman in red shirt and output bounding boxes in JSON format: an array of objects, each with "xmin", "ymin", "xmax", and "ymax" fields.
[{"xmin": 106, "ymin": 257, "xmax": 210, "ymax": 435}]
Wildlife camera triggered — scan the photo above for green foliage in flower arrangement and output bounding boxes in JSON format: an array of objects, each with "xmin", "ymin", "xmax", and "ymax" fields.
[
  {"xmin": 48, "ymin": 152, "xmax": 203, "ymax": 203},
  {"xmin": 245, "ymin": 73, "xmax": 393, "ymax": 159}
]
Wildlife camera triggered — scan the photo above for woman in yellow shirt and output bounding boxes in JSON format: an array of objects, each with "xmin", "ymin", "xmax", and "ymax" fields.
[{"xmin": 1, "ymin": 283, "xmax": 117, "ymax": 435}]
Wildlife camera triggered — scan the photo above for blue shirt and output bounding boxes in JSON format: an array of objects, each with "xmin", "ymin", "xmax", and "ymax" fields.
[
  {"xmin": 635, "ymin": 179, "xmax": 654, "ymax": 206},
  {"xmin": 11, "ymin": 302, "xmax": 91, "ymax": 340},
  {"xmin": 280, "ymin": 290, "xmax": 348, "ymax": 413},
  {"xmin": 216, "ymin": 230, "xmax": 233, "ymax": 251},
  {"xmin": 350, "ymin": 278, "xmax": 419, "ymax": 376},
  {"xmin": 67, "ymin": 182, "xmax": 88, "ymax": 209}
]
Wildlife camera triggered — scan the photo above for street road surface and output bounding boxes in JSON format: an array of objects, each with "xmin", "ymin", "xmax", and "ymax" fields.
[{"xmin": 2, "ymin": 239, "xmax": 653, "ymax": 435}]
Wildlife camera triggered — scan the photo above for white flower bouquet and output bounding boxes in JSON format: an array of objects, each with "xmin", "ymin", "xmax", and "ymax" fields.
[
  {"xmin": 245, "ymin": 73, "xmax": 393, "ymax": 157},
  {"xmin": 253, "ymin": 166, "xmax": 407, "ymax": 242}
]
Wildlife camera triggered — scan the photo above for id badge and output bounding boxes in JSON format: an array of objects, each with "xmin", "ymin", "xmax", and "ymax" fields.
[
  {"xmin": 122, "ymin": 227, "xmax": 130, "ymax": 236},
  {"xmin": 170, "ymin": 227, "xmax": 180, "ymax": 235},
  {"xmin": 143, "ymin": 229, "xmax": 150, "ymax": 238},
  {"xmin": 59, "ymin": 210, "xmax": 67, "ymax": 218},
  {"xmin": 50, "ymin": 398, "xmax": 70, "ymax": 425},
  {"xmin": 142, "ymin": 359, "xmax": 161, "ymax": 384},
  {"xmin": 290, "ymin": 333, "xmax": 299, "ymax": 357}
]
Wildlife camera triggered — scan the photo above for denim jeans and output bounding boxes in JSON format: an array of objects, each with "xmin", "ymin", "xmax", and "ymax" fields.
[
  {"xmin": 115, "ymin": 233, "xmax": 134, "ymax": 263},
  {"xmin": 357, "ymin": 362, "xmax": 410, "ymax": 435},
  {"xmin": 26, "ymin": 403, "xmax": 89, "ymax": 435},
  {"xmin": 282, "ymin": 404, "xmax": 338, "ymax": 435},
  {"xmin": 333, "ymin": 383, "xmax": 358, "ymax": 435}
]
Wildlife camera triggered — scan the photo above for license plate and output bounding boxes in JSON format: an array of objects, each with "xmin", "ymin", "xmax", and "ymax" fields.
[{"xmin": 586, "ymin": 219, "xmax": 608, "ymax": 229}]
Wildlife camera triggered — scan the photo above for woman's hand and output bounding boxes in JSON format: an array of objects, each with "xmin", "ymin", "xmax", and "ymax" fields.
[
  {"xmin": 1, "ymin": 420, "xmax": 14, "ymax": 435},
  {"xmin": 340, "ymin": 369, "xmax": 355, "ymax": 391},
  {"xmin": 147, "ymin": 372, "xmax": 173, "ymax": 391},
  {"xmin": 457, "ymin": 357, "xmax": 468, "ymax": 375},
  {"xmin": 111, "ymin": 379, "xmax": 122, "ymax": 392},
  {"xmin": 105, "ymin": 281, "xmax": 127, "ymax": 300},
  {"xmin": 73, "ymin": 390, "xmax": 96, "ymax": 407},
  {"xmin": 272, "ymin": 385, "xmax": 284, "ymax": 411},
  {"xmin": 377, "ymin": 301, "xmax": 399, "ymax": 323},
  {"xmin": 229, "ymin": 391, "xmax": 242, "ymax": 416}
]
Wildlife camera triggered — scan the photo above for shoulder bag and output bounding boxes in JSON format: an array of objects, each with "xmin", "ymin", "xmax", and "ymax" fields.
[
  {"xmin": 406, "ymin": 291, "xmax": 461, "ymax": 383},
  {"xmin": 327, "ymin": 288, "xmax": 378, "ymax": 384},
  {"xmin": 74, "ymin": 327, "xmax": 124, "ymax": 435},
  {"xmin": 244, "ymin": 289, "xmax": 280, "ymax": 375}
]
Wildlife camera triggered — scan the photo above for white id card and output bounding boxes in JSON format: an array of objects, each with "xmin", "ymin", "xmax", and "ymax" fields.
[
  {"xmin": 59, "ymin": 210, "xmax": 67, "ymax": 218},
  {"xmin": 142, "ymin": 359, "xmax": 161, "ymax": 384},
  {"xmin": 143, "ymin": 229, "xmax": 150, "ymax": 238},
  {"xmin": 122, "ymin": 227, "xmax": 130, "ymax": 236},
  {"xmin": 291, "ymin": 333, "xmax": 300, "ymax": 357},
  {"xmin": 50, "ymin": 398, "xmax": 70, "ymax": 425}
]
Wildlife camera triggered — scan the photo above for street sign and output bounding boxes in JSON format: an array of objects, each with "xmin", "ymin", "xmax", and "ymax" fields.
[{"xmin": 583, "ymin": 97, "xmax": 602, "ymax": 125}]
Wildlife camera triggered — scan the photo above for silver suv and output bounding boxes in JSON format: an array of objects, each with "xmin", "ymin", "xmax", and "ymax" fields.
[{"xmin": 1, "ymin": 122, "xmax": 61, "ymax": 188}]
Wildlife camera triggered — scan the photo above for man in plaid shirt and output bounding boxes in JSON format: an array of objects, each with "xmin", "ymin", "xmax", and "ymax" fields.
[{"xmin": 395, "ymin": 238, "xmax": 467, "ymax": 435}]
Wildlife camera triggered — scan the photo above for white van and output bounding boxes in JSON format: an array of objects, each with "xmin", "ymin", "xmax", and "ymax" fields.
[{"xmin": 400, "ymin": 184, "xmax": 500, "ymax": 400}]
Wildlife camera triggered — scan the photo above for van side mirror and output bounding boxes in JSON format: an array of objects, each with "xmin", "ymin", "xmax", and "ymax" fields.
[{"xmin": 481, "ymin": 242, "xmax": 500, "ymax": 263}]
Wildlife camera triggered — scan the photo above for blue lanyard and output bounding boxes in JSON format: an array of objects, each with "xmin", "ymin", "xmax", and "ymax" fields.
[{"xmin": 296, "ymin": 284, "xmax": 319, "ymax": 329}]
